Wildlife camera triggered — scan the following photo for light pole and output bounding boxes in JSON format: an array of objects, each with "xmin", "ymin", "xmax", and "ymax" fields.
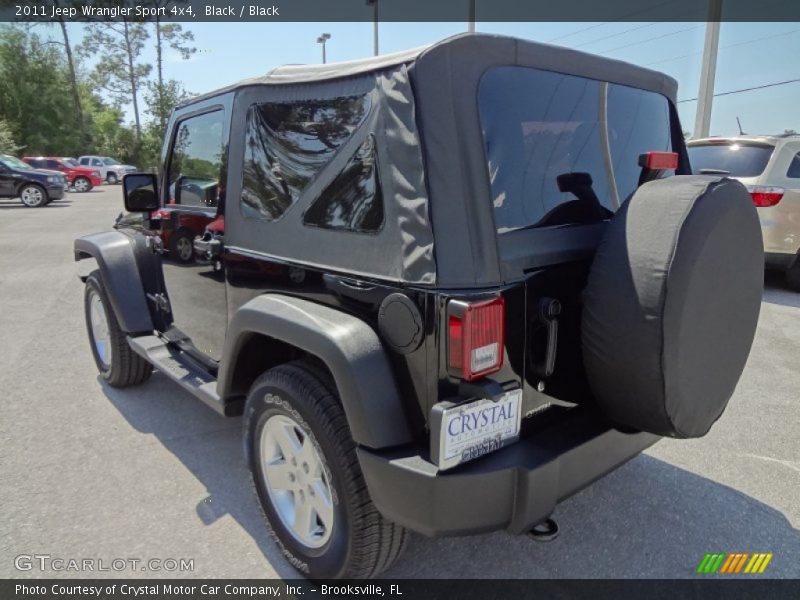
[
  {"xmin": 693, "ymin": 0, "xmax": 723, "ymax": 138},
  {"xmin": 367, "ymin": 0, "xmax": 379, "ymax": 56},
  {"xmin": 317, "ymin": 33, "xmax": 331, "ymax": 64},
  {"xmin": 468, "ymin": 0, "xmax": 475, "ymax": 33}
]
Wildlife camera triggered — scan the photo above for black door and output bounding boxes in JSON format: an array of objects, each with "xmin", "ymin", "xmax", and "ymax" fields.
[
  {"xmin": 0, "ymin": 159, "xmax": 15, "ymax": 196},
  {"xmin": 158, "ymin": 108, "xmax": 228, "ymax": 361}
]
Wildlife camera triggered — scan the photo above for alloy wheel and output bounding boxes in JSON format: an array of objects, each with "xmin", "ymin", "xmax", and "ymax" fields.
[
  {"xmin": 88, "ymin": 289, "xmax": 111, "ymax": 369},
  {"xmin": 259, "ymin": 413, "xmax": 334, "ymax": 548},
  {"xmin": 175, "ymin": 237, "xmax": 193, "ymax": 262},
  {"xmin": 20, "ymin": 186, "xmax": 45, "ymax": 207}
]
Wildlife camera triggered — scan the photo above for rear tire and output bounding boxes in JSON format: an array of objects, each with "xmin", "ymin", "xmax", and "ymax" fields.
[
  {"xmin": 107, "ymin": 172, "xmax": 118, "ymax": 185},
  {"xmin": 84, "ymin": 270, "xmax": 152, "ymax": 388},
  {"xmin": 786, "ymin": 256, "xmax": 800, "ymax": 292},
  {"xmin": 244, "ymin": 362, "xmax": 407, "ymax": 579}
]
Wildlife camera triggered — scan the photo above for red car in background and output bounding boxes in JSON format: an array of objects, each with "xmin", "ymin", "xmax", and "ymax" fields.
[
  {"xmin": 22, "ymin": 157, "xmax": 103, "ymax": 192},
  {"xmin": 151, "ymin": 207, "xmax": 213, "ymax": 263}
]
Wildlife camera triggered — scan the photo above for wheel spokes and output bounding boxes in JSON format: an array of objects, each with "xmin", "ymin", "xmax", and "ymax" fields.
[
  {"xmin": 292, "ymin": 495, "xmax": 316, "ymax": 540},
  {"xmin": 273, "ymin": 421, "xmax": 302, "ymax": 460},
  {"xmin": 310, "ymin": 479, "xmax": 334, "ymax": 532},
  {"xmin": 263, "ymin": 461, "xmax": 293, "ymax": 492},
  {"xmin": 299, "ymin": 437, "xmax": 322, "ymax": 478}
]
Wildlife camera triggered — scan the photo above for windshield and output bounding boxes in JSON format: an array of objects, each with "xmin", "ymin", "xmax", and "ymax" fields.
[
  {"xmin": 687, "ymin": 142, "xmax": 773, "ymax": 178},
  {"xmin": 63, "ymin": 158, "xmax": 78, "ymax": 167},
  {"xmin": 479, "ymin": 66, "xmax": 673, "ymax": 233},
  {"xmin": 103, "ymin": 157, "xmax": 120, "ymax": 165},
  {"xmin": 0, "ymin": 155, "xmax": 32, "ymax": 170}
]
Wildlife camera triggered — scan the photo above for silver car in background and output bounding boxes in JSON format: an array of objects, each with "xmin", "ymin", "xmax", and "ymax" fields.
[
  {"xmin": 687, "ymin": 134, "xmax": 800, "ymax": 290},
  {"xmin": 77, "ymin": 155, "xmax": 137, "ymax": 185}
]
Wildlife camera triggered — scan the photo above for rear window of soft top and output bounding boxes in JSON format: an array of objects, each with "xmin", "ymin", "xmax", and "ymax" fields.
[{"xmin": 479, "ymin": 66, "xmax": 673, "ymax": 234}]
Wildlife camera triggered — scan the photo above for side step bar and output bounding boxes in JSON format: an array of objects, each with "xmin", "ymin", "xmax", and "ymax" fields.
[{"xmin": 128, "ymin": 335, "xmax": 243, "ymax": 416}]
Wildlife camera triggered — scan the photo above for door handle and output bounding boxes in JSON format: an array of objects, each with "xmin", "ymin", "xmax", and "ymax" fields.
[{"xmin": 337, "ymin": 277, "xmax": 376, "ymax": 291}]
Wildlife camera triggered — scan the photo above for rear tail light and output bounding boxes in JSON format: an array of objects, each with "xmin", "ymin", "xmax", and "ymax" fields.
[
  {"xmin": 747, "ymin": 185, "xmax": 784, "ymax": 207},
  {"xmin": 448, "ymin": 297, "xmax": 505, "ymax": 381}
]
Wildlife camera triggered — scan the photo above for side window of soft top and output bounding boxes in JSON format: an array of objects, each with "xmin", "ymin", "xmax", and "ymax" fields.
[
  {"xmin": 302, "ymin": 133, "xmax": 384, "ymax": 233},
  {"xmin": 241, "ymin": 94, "xmax": 371, "ymax": 222}
]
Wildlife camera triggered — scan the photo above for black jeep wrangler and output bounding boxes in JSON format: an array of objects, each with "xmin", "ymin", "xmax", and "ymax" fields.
[{"xmin": 75, "ymin": 34, "xmax": 763, "ymax": 579}]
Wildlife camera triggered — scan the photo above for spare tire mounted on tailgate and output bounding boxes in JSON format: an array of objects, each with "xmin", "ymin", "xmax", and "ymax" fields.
[{"xmin": 582, "ymin": 176, "xmax": 763, "ymax": 438}]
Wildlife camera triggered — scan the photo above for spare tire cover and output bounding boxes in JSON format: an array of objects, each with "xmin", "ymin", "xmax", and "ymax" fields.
[{"xmin": 582, "ymin": 176, "xmax": 762, "ymax": 438}]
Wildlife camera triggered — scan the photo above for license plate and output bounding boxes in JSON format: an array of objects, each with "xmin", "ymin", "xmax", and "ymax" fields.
[{"xmin": 431, "ymin": 389, "xmax": 522, "ymax": 471}]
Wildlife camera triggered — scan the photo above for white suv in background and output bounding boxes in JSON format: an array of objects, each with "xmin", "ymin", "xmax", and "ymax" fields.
[
  {"xmin": 77, "ymin": 156, "xmax": 137, "ymax": 185},
  {"xmin": 688, "ymin": 134, "xmax": 800, "ymax": 290}
]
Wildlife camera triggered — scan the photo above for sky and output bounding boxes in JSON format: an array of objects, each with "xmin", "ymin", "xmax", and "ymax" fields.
[{"xmin": 62, "ymin": 20, "xmax": 800, "ymax": 137}]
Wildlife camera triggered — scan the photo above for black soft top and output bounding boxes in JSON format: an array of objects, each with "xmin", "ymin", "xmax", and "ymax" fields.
[
  {"xmin": 182, "ymin": 33, "xmax": 675, "ymax": 107},
  {"xmin": 193, "ymin": 34, "xmax": 679, "ymax": 287}
]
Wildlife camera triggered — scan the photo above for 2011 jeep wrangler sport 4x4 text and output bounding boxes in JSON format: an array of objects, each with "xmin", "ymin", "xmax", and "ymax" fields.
[{"xmin": 75, "ymin": 34, "xmax": 764, "ymax": 579}]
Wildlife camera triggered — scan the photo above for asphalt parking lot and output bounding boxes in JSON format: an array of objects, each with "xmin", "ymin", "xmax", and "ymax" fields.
[{"xmin": 0, "ymin": 187, "xmax": 798, "ymax": 579}]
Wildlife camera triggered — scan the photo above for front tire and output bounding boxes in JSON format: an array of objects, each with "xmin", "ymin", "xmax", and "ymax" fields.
[
  {"xmin": 84, "ymin": 270, "xmax": 152, "ymax": 387},
  {"xmin": 73, "ymin": 176, "xmax": 93, "ymax": 193},
  {"xmin": 106, "ymin": 172, "xmax": 118, "ymax": 185},
  {"xmin": 19, "ymin": 184, "xmax": 47, "ymax": 207},
  {"xmin": 244, "ymin": 362, "xmax": 407, "ymax": 579}
]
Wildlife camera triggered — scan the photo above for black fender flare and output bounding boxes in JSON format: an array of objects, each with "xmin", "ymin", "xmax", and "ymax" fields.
[
  {"xmin": 218, "ymin": 294, "xmax": 414, "ymax": 450},
  {"xmin": 74, "ymin": 231, "xmax": 154, "ymax": 334}
]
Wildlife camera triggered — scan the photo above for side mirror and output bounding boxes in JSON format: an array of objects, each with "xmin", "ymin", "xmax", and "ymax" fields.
[{"xmin": 123, "ymin": 173, "xmax": 159, "ymax": 212}]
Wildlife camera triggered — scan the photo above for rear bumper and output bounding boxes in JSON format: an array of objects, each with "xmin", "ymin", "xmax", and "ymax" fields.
[
  {"xmin": 758, "ymin": 200, "xmax": 800, "ymax": 256},
  {"xmin": 357, "ymin": 408, "xmax": 659, "ymax": 537},
  {"xmin": 765, "ymin": 251, "xmax": 797, "ymax": 270}
]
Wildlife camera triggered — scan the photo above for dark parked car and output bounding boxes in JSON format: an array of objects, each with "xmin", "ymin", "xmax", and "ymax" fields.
[
  {"xmin": 75, "ymin": 34, "xmax": 763, "ymax": 579},
  {"xmin": 0, "ymin": 154, "xmax": 67, "ymax": 207},
  {"xmin": 22, "ymin": 156, "xmax": 103, "ymax": 192}
]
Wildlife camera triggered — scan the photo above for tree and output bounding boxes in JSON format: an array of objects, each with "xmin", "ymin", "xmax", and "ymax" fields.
[
  {"xmin": 0, "ymin": 119, "xmax": 20, "ymax": 153},
  {"xmin": 80, "ymin": 19, "xmax": 151, "ymax": 145},
  {"xmin": 39, "ymin": 1, "xmax": 85, "ymax": 133},
  {"xmin": 141, "ymin": 78, "xmax": 192, "ymax": 169},
  {"xmin": 0, "ymin": 25, "xmax": 76, "ymax": 155},
  {"xmin": 147, "ymin": 1, "xmax": 196, "ymax": 131}
]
